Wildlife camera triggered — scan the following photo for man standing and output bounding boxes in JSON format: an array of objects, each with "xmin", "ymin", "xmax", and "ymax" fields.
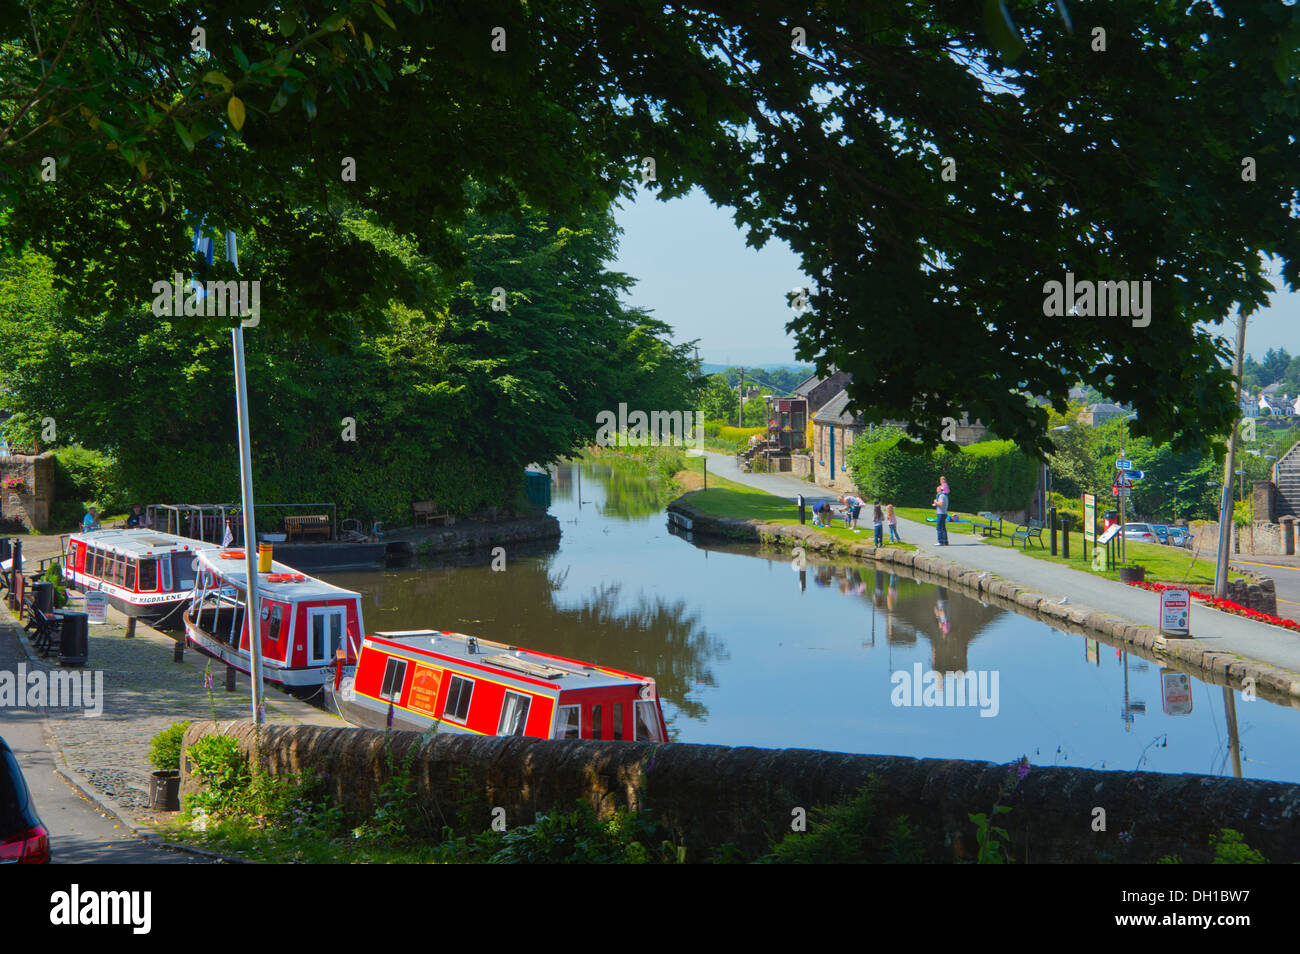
[{"xmin": 934, "ymin": 479, "xmax": 949, "ymax": 545}]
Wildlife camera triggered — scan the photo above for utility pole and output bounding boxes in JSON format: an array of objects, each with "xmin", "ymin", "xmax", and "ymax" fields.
[
  {"xmin": 738, "ymin": 367, "xmax": 745, "ymax": 428},
  {"xmin": 1214, "ymin": 311, "xmax": 1248, "ymax": 598}
]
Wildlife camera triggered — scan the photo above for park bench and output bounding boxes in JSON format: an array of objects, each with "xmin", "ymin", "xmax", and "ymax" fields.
[
  {"xmin": 284, "ymin": 514, "xmax": 331, "ymax": 541},
  {"xmin": 23, "ymin": 598, "xmax": 61, "ymax": 657},
  {"xmin": 973, "ymin": 512, "xmax": 1003, "ymax": 538},
  {"xmin": 1011, "ymin": 521, "xmax": 1045, "ymax": 549},
  {"xmin": 412, "ymin": 500, "xmax": 453, "ymax": 526}
]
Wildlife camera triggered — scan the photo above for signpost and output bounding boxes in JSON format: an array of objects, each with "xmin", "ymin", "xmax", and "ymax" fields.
[
  {"xmin": 1083, "ymin": 493, "xmax": 1096, "ymax": 559},
  {"xmin": 84, "ymin": 590, "xmax": 108, "ymax": 624},
  {"xmin": 1159, "ymin": 588, "xmax": 1191, "ymax": 636}
]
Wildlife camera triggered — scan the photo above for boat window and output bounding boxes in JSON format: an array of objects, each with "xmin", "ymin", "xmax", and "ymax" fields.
[
  {"xmin": 552, "ymin": 705, "xmax": 580, "ymax": 740},
  {"xmin": 309, "ymin": 609, "xmax": 344, "ymax": 665},
  {"xmin": 634, "ymin": 701, "xmax": 664, "ymax": 742},
  {"xmin": 137, "ymin": 559, "xmax": 157, "ymax": 591},
  {"xmin": 114, "ymin": 555, "xmax": 127, "ymax": 587},
  {"xmin": 104, "ymin": 552, "xmax": 118, "ymax": 585},
  {"xmin": 159, "ymin": 555, "xmax": 172, "ymax": 592},
  {"xmin": 172, "ymin": 552, "xmax": 196, "ymax": 590},
  {"xmin": 443, "ymin": 675, "xmax": 473, "ymax": 723},
  {"xmin": 267, "ymin": 603, "xmax": 283, "ymax": 637},
  {"xmin": 125, "ymin": 558, "xmax": 136, "ymax": 591},
  {"xmin": 88, "ymin": 548, "xmax": 99, "ymax": 577},
  {"xmin": 612, "ymin": 702, "xmax": 624, "ymax": 741},
  {"xmin": 497, "ymin": 692, "xmax": 531, "ymax": 736},
  {"xmin": 380, "ymin": 657, "xmax": 407, "ymax": 702},
  {"xmin": 92, "ymin": 548, "xmax": 105, "ymax": 579},
  {"xmin": 591, "ymin": 703, "xmax": 603, "ymax": 741}
]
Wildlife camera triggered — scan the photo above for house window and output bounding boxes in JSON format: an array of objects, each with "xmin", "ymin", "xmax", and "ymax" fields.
[
  {"xmin": 443, "ymin": 675, "xmax": 474, "ymax": 722},
  {"xmin": 552, "ymin": 705, "xmax": 580, "ymax": 739},
  {"xmin": 497, "ymin": 692, "xmax": 531, "ymax": 736},
  {"xmin": 634, "ymin": 701, "xmax": 664, "ymax": 741},
  {"xmin": 379, "ymin": 657, "xmax": 407, "ymax": 701}
]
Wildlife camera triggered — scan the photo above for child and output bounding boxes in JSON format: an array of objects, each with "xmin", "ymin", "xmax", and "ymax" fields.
[
  {"xmin": 885, "ymin": 503, "xmax": 901, "ymax": 543},
  {"xmin": 839, "ymin": 493, "xmax": 865, "ymax": 531},
  {"xmin": 872, "ymin": 501, "xmax": 885, "ymax": 547}
]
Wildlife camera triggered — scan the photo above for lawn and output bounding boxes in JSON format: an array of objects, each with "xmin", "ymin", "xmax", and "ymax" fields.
[
  {"xmin": 894, "ymin": 506, "xmax": 1238, "ymax": 587},
  {"xmin": 674, "ymin": 464, "xmax": 917, "ymax": 551}
]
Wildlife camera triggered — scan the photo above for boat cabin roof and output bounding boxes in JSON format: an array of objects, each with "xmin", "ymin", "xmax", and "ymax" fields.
[
  {"xmin": 72, "ymin": 528, "xmax": 213, "ymax": 557},
  {"xmin": 195, "ymin": 550, "xmax": 361, "ymax": 603},
  {"xmin": 368, "ymin": 631, "xmax": 652, "ymax": 693}
]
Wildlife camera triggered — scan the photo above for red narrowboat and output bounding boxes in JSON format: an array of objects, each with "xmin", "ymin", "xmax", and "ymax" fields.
[
  {"xmin": 328, "ymin": 630, "xmax": 669, "ymax": 742},
  {"xmin": 183, "ymin": 548, "xmax": 364, "ymax": 691},
  {"xmin": 63, "ymin": 529, "xmax": 212, "ymax": 629}
]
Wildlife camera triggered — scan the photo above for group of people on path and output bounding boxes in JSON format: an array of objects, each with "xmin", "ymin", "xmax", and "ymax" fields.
[
  {"xmin": 809, "ymin": 494, "xmax": 901, "ymax": 547},
  {"xmin": 806, "ymin": 473, "xmax": 953, "ymax": 548}
]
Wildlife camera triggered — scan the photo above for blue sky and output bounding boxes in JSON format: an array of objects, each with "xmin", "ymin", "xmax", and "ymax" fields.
[{"xmin": 612, "ymin": 187, "xmax": 1298, "ymax": 369}]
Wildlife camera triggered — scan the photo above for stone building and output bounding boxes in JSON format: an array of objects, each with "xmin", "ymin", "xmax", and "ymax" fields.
[{"xmin": 0, "ymin": 452, "xmax": 54, "ymax": 531}]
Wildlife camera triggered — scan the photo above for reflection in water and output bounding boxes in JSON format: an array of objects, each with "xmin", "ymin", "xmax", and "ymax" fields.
[{"xmin": 328, "ymin": 461, "xmax": 1296, "ymax": 783}]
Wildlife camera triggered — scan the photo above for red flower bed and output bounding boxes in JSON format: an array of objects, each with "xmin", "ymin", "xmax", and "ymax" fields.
[{"xmin": 1125, "ymin": 580, "xmax": 1300, "ymax": 632}]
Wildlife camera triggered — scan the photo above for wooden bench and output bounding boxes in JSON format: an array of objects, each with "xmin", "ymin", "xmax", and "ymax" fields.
[
  {"xmin": 973, "ymin": 512, "xmax": 1003, "ymax": 538},
  {"xmin": 284, "ymin": 514, "xmax": 331, "ymax": 541},
  {"xmin": 1011, "ymin": 521, "xmax": 1045, "ymax": 548},
  {"xmin": 412, "ymin": 501, "xmax": 453, "ymax": 526}
]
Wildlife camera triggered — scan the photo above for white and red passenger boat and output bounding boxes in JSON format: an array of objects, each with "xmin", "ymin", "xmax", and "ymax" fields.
[
  {"xmin": 63, "ymin": 529, "xmax": 212, "ymax": 628},
  {"xmin": 327, "ymin": 630, "xmax": 669, "ymax": 741},
  {"xmin": 183, "ymin": 548, "xmax": 363, "ymax": 691}
]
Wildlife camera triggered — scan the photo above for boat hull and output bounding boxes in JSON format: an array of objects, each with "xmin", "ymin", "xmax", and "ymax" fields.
[
  {"xmin": 183, "ymin": 619, "xmax": 335, "ymax": 697},
  {"xmin": 324, "ymin": 676, "xmax": 473, "ymax": 734}
]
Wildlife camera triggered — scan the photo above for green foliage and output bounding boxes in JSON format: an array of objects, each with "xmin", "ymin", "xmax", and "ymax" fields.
[
  {"xmin": 186, "ymin": 735, "xmax": 251, "ymax": 816},
  {"xmin": 490, "ymin": 802, "xmax": 683, "ymax": 865},
  {"xmin": 970, "ymin": 805, "xmax": 1013, "ymax": 864},
  {"xmin": 351, "ymin": 735, "xmax": 437, "ymax": 845},
  {"xmin": 765, "ymin": 781, "xmax": 923, "ymax": 864},
  {"xmin": 148, "ymin": 720, "xmax": 191, "ymax": 772},
  {"xmin": 0, "ymin": 185, "xmax": 695, "ymax": 523},
  {"xmin": 697, "ymin": 376, "xmax": 738, "ymax": 422},
  {"xmin": 38, "ymin": 560, "xmax": 69, "ymax": 608},
  {"xmin": 847, "ymin": 427, "xmax": 1038, "ymax": 511},
  {"xmin": 48, "ymin": 446, "xmax": 126, "ymax": 528},
  {"xmin": 1210, "ymin": 828, "xmax": 1269, "ymax": 864}
]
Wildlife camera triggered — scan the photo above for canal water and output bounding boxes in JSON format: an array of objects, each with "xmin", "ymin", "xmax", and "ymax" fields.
[{"xmin": 324, "ymin": 459, "xmax": 1300, "ymax": 784}]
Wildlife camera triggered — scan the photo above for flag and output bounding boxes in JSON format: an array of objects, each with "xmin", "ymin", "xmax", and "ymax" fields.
[{"xmin": 222, "ymin": 522, "xmax": 233, "ymax": 548}]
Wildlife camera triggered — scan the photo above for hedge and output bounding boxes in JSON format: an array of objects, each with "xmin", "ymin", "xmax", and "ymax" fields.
[{"xmin": 846, "ymin": 427, "xmax": 1039, "ymax": 513}]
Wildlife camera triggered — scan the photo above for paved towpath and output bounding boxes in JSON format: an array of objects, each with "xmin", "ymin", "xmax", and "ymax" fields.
[
  {"xmin": 1, "ymin": 595, "xmax": 338, "ymax": 859},
  {"xmin": 699, "ymin": 452, "xmax": 1300, "ymax": 680}
]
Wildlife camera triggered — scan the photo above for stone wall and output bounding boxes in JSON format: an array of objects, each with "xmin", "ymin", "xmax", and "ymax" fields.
[
  {"xmin": 1191, "ymin": 520, "xmax": 1286, "ymax": 556},
  {"xmin": 790, "ymin": 454, "xmax": 812, "ymax": 479},
  {"xmin": 180, "ymin": 721, "xmax": 1300, "ymax": 862},
  {"xmin": 0, "ymin": 453, "xmax": 53, "ymax": 532}
]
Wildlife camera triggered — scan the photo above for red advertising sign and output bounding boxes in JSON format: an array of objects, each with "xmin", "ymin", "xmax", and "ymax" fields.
[{"xmin": 407, "ymin": 664, "xmax": 444, "ymax": 717}]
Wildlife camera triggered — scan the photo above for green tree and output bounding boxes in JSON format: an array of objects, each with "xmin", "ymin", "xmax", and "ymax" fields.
[
  {"xmin": 696, "ymin": 375, "xmax": 736, "ymax": 422},
  {"xmin": 1, "ymin": 1, "xmax": 1296, "ymax": 456}
]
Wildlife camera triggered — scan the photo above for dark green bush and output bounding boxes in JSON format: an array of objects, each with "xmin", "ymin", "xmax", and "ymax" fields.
[
  {"xmin": 847, "ymin": 427, "xmax": 1038, "ymax": 512},
  {"xmin": 765, "ymin": 781, "xmax": 924, "ymax": 864},
  {"xmin": 149, "ymin": 720, "xmax": 191, "ymax": 772}
]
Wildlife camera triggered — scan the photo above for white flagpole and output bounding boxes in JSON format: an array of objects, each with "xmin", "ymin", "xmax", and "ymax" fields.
[{"xmin": 232, "ymin": 325, "xmax": 265, "ymax": 723}]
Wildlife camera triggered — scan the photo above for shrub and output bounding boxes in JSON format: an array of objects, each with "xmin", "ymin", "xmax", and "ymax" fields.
[
  {"xmin": 847, "ymin": 427, "xmax": 1038, "ymax": 512},
  {"xmin": 764, "ymin": 781, "xmax": 923, "ymax": 864},
  {"xmin": 490, "ymin": 802, "xmax": 683, "ymax": 864},
  {"xmin": 186, "ymin": 735, "xmax": 251, "ymax": 815},
  {"xmin": 149, "ymin": 721, "xmax": 191, "ymax": 772}
]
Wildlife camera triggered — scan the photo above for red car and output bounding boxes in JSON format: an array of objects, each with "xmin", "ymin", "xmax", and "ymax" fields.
[{"xmin": 0, "ymin": 737, "xmax": 50, "ymax": 864}]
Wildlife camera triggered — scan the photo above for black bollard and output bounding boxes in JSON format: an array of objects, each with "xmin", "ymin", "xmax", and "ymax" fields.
[
  {"xmin": 797, "ymin": 494, "xmax": 806, "ymax": 525},
  {"xmin": 1049, "ymin": 506, "xmax": 1058, "ymax": 556},
  {"xmin": 1062, "ymin": 517, "xmax": 1070, "ymax": 560},
  {"xmin": 225, "ymin": 665, "xmax": 237, "ymax": 692},
  {"xmin": 173, "ymin": 639, "xmax": 185, "ymax": 663}
]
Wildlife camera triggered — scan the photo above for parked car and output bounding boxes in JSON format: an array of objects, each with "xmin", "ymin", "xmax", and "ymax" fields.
[
  {"xmin": 1121, "ymin": 523, "xmax": 1160, "ymax": 544},
  {"xmin": 0, "ymin": 737, "xmax": 50, "ymax": 864},
  {"xmin": 1150, "ymin": 524, "xmax": 1171, "ymax": 544},
  {"xmin": 1166, "ymin": 527, "xmax": 1192, "ymax": 547}
]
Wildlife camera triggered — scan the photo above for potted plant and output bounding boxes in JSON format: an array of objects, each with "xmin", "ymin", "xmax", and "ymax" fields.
[
  {"xmin": 148, "ymin": 720, "xmax": 190, "ymax": 811},
  {"xmin": 1118, "ymin": 564, "xmax": 1146, "ymax": 583}
]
